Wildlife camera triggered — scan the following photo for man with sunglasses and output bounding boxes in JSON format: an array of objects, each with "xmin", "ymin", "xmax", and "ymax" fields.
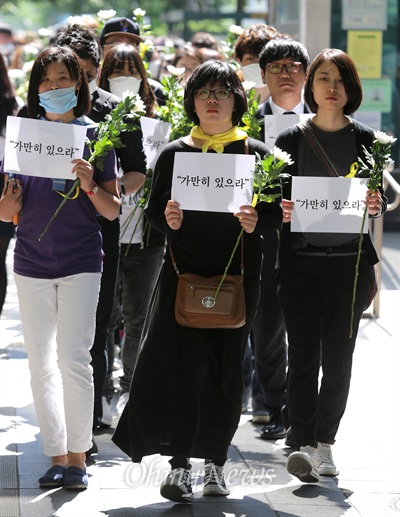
[{"xmin": 250, "ymin": 38, "xmax": 311, "ymax": 444}]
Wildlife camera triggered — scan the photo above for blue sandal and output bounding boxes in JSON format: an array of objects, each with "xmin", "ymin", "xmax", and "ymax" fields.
[
  {"xmin": 39, "ymin": 465, "xmax": 66, "ymax": 488},
  {"xmin": 64, "ymin": 465, "xmax": 88, "ymax": 490}
]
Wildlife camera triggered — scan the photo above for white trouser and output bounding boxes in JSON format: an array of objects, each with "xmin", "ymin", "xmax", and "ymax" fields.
[{"xmin": 14, "ymin": 272, "xmax": 101, "ymax": 457}]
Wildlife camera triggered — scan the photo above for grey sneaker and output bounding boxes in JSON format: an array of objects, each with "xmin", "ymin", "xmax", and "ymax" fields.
[
  {"xmin": 316, "ymin": 442, "xmax": 339, "ymax": 476},
  {"xmin": 160, "ymin": 466, "xmax": 193, "ymax": 503},
  {"xmin": 287, "ymin": 445, "xmax": 320, "ymax": 483},
  {"xmin": 203, "ymin": 461, "xmax": 230, "ymax": 496}
]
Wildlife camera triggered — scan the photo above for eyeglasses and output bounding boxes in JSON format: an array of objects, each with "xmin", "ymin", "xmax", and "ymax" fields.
[
  {"xmin": 195, "ymin": 88, "xmax": 231, "ymax": 100},
  {"xmin": 266, "ymin": 62, "xmax": 303, "ymax": 74}
]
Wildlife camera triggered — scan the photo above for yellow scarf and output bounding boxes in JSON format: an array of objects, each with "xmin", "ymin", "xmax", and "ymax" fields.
[{"xmin": 190, "ymin": 125, "xmax": 248, "ymax": 153}]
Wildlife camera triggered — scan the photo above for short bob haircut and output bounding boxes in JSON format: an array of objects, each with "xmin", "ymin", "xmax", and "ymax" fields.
[
  {"xmin": 304, "ymin": 48, "xmax": 363, "ymax": 115},
  {"xmin": 184, "ymin": 60, "xmax": 247, "ymax": 126},
  {"xmin": 99, "ymin": 43, "xmax": 157, "ymax": 117},
  {"xmin": 259, "ymin": 38, "xmax": 310, "ymax": 73},
  {"xmin": 27, "ymin": 46, "xmax": 90, "ymax": 119}
]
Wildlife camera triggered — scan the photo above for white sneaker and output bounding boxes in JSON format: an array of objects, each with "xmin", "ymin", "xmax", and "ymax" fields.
[
  {"xmin": 287, "ymin": 445, "xmax": 320, "ymax": 483},
  {"xmin": 100, "ymin": 396, "xmax": 113, "ymax": 427},
  {"xmin": 160, "ymin": 467, "xmax": 193, "ymax": 503},
  {"xmin": 316, "ymin": 442, "xmax": 339, "ymax": 476},
  {"xmin": 116, "ymin": 392, "xmax": 129, "ymax": 417},
  {"xmin": 203, "ymin": 461, "xmax": 230, "ymax": 496}
]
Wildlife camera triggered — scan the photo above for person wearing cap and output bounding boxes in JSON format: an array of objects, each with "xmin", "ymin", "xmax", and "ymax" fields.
[{"xmin": 100, "ymin": 17, "xmax": 166, "ymax": 106}]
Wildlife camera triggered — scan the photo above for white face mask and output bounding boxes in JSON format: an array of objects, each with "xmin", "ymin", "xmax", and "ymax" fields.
[
  {"xmin": 109, "ymin": 76, "xmax": 142, "ymax": 99},
  {"xmin": 88, "ymin": 78, "xmax": 98, "ymax": 95},
  {"xmin": 241, "ymin": 63, "xmax": 265, "ymax": 88}
]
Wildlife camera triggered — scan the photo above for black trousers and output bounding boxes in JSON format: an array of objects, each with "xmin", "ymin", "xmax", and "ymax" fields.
[
  {"xmin": 90, "ymin": 216, "xmax": 120, "ymax": 428},
  {"xmin": 277, "ymin": 251, "xmax": 372, "ymax": 448},
  {"xmin": 251, "ymin": 231, "xmax": 287, "ymax": 414}
]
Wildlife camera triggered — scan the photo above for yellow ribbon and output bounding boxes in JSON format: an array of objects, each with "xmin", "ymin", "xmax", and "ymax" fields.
[
  {"xmin": 56, "ymin": 185, "xmax": 80, "ymax": 200},
  {"xmin": 190, "ymin": 125, "xmax": 248, "ymax": 153},
  {"xmin": 345, "ymin": 161, "xmax": 359, "ymax": 178}
]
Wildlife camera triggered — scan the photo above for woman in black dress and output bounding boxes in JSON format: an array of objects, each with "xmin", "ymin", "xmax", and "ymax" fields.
[{"xmin": 112, "ymin": 60, "xmax": 281, "ymax": 502}]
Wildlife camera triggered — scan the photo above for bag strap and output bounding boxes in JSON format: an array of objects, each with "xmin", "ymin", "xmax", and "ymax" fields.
[
  {"xmin": 299, "ymin": 120, "xmax": 341, "ymax": 178},
  {"xmin": 169, "ymin": 236, "xmax": 244, "ymax": 276}
]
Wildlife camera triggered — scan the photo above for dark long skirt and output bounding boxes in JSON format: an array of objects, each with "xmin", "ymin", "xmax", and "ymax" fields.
[{"xmin": 112, "ymin": 262, "xmax": 259, "ymax": 464}]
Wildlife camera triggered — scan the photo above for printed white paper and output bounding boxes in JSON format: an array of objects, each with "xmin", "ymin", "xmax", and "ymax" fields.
[
  {"xmin": 171, "ymin": 152, "xmax": 255, "ymax": 212},
  {"xmin": 4, "ymin": 116, "xmax": 87, "ymax": 179},
  {"xmin": 291, "ymin": 176, "xmax": 369, "ymax": 233}
]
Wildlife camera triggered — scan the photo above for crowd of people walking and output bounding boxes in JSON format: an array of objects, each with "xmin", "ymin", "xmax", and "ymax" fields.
[{"xmin": 0, "ymin": 9, "xmax": 390, "ymax": 503}]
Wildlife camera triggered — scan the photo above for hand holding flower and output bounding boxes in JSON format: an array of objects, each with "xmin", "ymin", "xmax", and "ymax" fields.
[
  {"xmin": 234, "ymin": 205, "xmax": 258, "ymax": 233},
  {"xmin": 281, "ymin": 199, "xmax": 294, "ymax": 223},
  {"xmin": 365, "ymin": 188, "xmax": 382, "ymax": 216},
  {"xmin": 164, "ymin": 200, "xmax": 183, "ymax": 230},
  {"xmin": 0, "ymin": 178, "xmax": 22, "ymax": 222},
  {"xmin": 71, "ymin": 158, "xmax": 95, "ymax": 193}
]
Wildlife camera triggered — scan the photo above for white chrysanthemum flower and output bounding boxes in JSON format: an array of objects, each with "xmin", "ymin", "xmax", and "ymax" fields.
[
  {"xmin": 126, "ymin": 96, "xmax": 146, "ymax": 113},
  {"xmin": 67, "ymin": 16, "xmax": 85, "ymax": 26},
  {"xmin": 374, "ymin": 130, "xmax": 397, "ymax": 145},
  {"xmin": 97, "ymin": 9, "xmax": 116, "ymax": 20},
  {"xmin": 22, "ymin": 60, "xmax": 34, "ymax": 74},
  {"xmin": 229, "ymin": 24, "xmax": 244, "ymax": 36},
  {"xmin": 8, "ymin": 68, "xmax": 26, "ymax": 80},
  {"xmin": 273, "ymin": 146, "xmax": 294, "ymax": 165},
  {"xmin": 242, "ymin": 80, "xmax": 256, "ymax": 91},
  {"xmin": 38, "ymin": 27, "xmax": 52, "ymax": 38},
  {"xmin": 167, "ymin": 65, "xmax": 185, "ymax": 77},
  {"xmin": 133, "ymin": 8, "xmax": 146, "ymax": 17},
  {"xmin": 23, "ymin": 44, "xmax": 39, "ymax": 57}
]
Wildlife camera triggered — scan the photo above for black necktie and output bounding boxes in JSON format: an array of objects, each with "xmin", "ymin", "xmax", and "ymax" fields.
[{"xmin": 283, "ymin": 111, "xmax": 295, "ymax": 115}]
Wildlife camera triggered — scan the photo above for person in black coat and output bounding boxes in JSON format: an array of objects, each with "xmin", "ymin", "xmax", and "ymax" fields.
[
  {"xmin": 276, "ymin": 49, "xmax": 387, "ymax": 483},
  {"xmin": 251, "ymin": 38, "xmax": 311, "ymax": 438},
  {"xmin": 112, "ymin": 60, "xmax": 282, "ymax": 503}
]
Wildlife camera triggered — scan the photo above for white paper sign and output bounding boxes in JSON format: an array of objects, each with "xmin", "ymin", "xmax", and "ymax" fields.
[
  {"xmin": 140, "ymin": 116, "xmax": 172, "ymax": 169},
  {"xmin": 264, "ymin": 113, "xmax": 312, "ymax": 150},
  {"xmin": 291, "ymin": 177, "xmax": 369, "ymax": 233},
  {"xmin": 171, "ymin": 152, "xmax": 255, "ymax": 212},
  {"xmin": 4, "ymin": 116, "xmax": 87, "ymax": 179}
]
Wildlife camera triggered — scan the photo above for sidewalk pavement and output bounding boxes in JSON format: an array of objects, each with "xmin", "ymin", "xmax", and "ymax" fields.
[{"xmin": 0, "ymin": 232, "xmax": 399, "ymax": 517}]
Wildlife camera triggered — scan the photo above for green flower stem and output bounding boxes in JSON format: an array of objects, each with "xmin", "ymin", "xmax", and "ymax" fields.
[
  {"xmin": 349, "ymin": 204, "xmax": 368, "ymax": 338},
  {"xmin": 213, "ymin": 228, "xmax": 244, "ymax": 300},
  {"xmin": 120, "ymin": 196, "xmax": 141, "ymax": 239},
  {"xmin": 38, "ymin": 178, "xmax": 80, "ymax": 241}
]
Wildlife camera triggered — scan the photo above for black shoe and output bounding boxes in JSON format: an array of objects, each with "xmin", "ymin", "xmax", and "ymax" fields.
[
  {"xmin": 260, "ymin": 421, "xmax": 286, "ymax": 440},
  {"xmin": 85, "ymin": 437, "xmax": 99, "ymax": 458}
]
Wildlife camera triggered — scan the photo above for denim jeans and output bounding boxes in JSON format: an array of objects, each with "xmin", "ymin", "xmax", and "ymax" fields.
[{"xmin": 113, "ymin": 243, "xmax": 164, "ymax": 394}]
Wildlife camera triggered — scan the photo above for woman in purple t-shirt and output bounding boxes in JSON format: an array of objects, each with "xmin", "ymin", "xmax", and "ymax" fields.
[{"xmin": 1, "ymin": 46, "xmax": 119, "ymax": 490}]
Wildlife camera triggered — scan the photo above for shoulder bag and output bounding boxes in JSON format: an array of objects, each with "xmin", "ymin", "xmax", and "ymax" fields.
[{"xmin": 170, "ymin": 239, "xmax": 246, "ymax": 329}]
